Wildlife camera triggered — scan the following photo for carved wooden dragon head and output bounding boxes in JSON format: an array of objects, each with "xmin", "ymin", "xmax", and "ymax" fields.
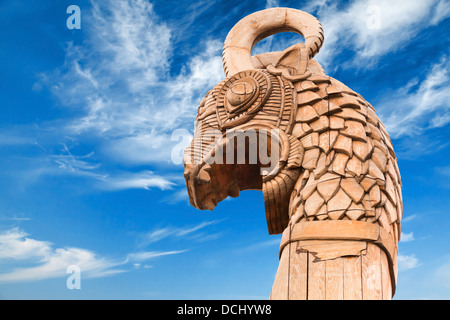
[{"xmin": 183, "ymin": 9, "xmax": 327, "ymax": 234}]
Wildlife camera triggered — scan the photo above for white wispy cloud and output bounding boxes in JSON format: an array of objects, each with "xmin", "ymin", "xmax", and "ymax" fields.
[
  {"xmin": 99, "ymin": 171, "xmax": 175, "ymax": 191},
  {"xmin": 431, "ymin": 0, "xmax": 450, "ymax": 25},
  {"xmin": 235, "ymin": 238, "xmax": 281, "ymax": 254},
  {"xmin": 377, "ymin": 56, "xmax": 450, "ymax": 138},
  {"xmin": 402, "ymin": 214, "xmax": 418, "ymax": 223},
  {"xmin": 139, "ymin": 220, "xmax": 221, "ymax": 246},
  {"xmin": 265, "ymin": 0, "xmax": 280, "ymax": 9},
  {"xmin": 0, "ymin": 228, "xmax": 125, "ymax": 283},
  {"xmin": 398, "ymin": 254, "xmax": 420, "ymax": 271},
  {"xmin": 41, "ymin": 0, "xmax": 223, "ymax": 169},
  {"xmin": 401, "ymin": 232, "xmax": 415, "ymax": 242},
  {"xmin": 0, "ymin": 227, "xmax": 187, "ymax": 283},
  {"xmin": 303, "ymin": 0, "xmax": 450, "ymax": 69},
  {"xmin": 0, "ymin": 214, "xmax": 31, "ymax": 222},
  {"xmin": 52, "ymin": 143, "xmax": 107, "ymax": 180},
  {"xmin": 30, "ymin": 141, "xmax": 175, "ymax": 191},
  {"xmin": 28, "ymin": 0, "xmax": 230, "ymax": 199},
  {"xmin": 126, "ymin": 250, "xmax": 187, "ymax": 262},
  {"xmin": 162, "ymin": 188, "xmax": 189, "ymax": 204}
]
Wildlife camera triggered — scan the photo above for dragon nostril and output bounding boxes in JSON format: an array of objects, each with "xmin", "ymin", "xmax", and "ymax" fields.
[{"xmin": 196, "ymin": 167, "xmax": 211, "ymax": 184}]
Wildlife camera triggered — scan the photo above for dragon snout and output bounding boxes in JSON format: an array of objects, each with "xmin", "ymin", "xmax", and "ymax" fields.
[{"xmin": 184, "ymin": 162, "xmax": 217, "ymax": 211}]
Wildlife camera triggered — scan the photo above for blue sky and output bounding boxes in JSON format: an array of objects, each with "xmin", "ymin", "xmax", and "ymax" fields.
[{"xmin": 0, "ymin": 0, "xmax": 449, "ymax": 300}]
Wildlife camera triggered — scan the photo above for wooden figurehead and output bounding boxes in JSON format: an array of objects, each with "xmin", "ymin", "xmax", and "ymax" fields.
[{"xmin": 183, "ymin": 8, "xmax": 402, "ymax": 300}]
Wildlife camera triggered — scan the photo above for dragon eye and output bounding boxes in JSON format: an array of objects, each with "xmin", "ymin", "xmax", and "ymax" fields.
[
  {"xmin": 226, "ymin": 79, "xmax": 257, "ymax": 107},
  {"xmin": 225, "ymin": 77, "xmax": 259, "ymax": 114},
  {"xmin": 216, "ymin": 70, "xmax": 272, "ymax": 130}
]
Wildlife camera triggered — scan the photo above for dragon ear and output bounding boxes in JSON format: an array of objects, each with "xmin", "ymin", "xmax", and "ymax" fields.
[
  {"xmin": 273, "ymin": 43, "xmax": 309, "ymax": 76},
  {"xmin": 223, "ymin": 8, "xmax": 324, "ymax": 77}
]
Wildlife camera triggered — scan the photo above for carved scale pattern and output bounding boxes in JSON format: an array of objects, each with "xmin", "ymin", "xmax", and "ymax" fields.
[{"xmin": 287, "ymin": 75, "xmax": 402, "ymax": 245}]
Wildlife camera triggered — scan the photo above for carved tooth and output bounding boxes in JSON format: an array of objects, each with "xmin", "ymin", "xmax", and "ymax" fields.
[
  {"xmin": 196, "ymin": 167, "xmax": 211, "ymax": 184},
  {"xmin": 202, "ymin": 163, "xmax": 212, "ymax": 173},
  {"xmin": 184, "ymin": 166, "xmax": 190, "ymax": 178},
  {"xmin": 228, "ymin": 182, "xmax": 240, "ymax": 198}
]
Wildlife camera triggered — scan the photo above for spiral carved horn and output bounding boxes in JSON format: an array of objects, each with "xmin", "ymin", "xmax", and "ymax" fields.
[{"xmin": 222, "ymin": 8, "xmax": 324, "ymax": 77}]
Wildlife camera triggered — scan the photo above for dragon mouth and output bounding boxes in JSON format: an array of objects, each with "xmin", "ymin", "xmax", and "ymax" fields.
[
  {"xmin": 221, "ymin": 111, "xmax": 252, "ymax": 129},
  {"xmin": 184, "ymin": 140, "xmax": 263, "ymax": 211}
]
